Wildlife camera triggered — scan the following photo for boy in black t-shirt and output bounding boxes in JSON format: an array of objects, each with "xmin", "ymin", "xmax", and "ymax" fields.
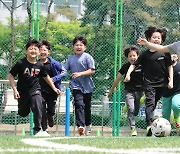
[
  {"xmin": 8, "ymin": 39, "xmax": 61, "ymax": 135},
  {"xmin": 125, "ymin": 26, "xmax": 173, "ymax": 136},
  {"xmin": 108, "ymin": 46, "xmax": 143, "ymax": 136}
]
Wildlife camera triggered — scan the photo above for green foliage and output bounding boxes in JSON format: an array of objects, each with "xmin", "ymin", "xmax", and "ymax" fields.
[{"xmin": 56, "ymin": 2, "xmax": 78, "ymax": 20}]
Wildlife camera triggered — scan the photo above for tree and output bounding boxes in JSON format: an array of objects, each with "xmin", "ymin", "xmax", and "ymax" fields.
[
  {"xmin": 42, "ymin": 0, "xmax": 54, "ymax": 39},
  {"xmin": 0, "ymin": 0, "xmax": 26, "ymax": 70}
]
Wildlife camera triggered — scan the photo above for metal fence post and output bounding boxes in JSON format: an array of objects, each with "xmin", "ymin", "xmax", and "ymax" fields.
[{"xmin": 65, "ymin": 88, "xmax": 70, "ymax": 136}]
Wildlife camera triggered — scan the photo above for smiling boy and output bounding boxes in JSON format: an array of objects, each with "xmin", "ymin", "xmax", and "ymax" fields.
[
  {"xmin": 64, "ymin": 36, "xmax": 95, "ymax": 136},
  {"xmin": 8, "ymin": 39, "xmax": 61, "ymax": 135}
]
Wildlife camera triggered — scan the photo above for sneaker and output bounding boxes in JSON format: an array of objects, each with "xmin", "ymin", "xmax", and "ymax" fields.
[
  {"xmin": 131, "ymin": 128, "xmax": 137, "ymax": 136},
  {"xmin": 78, "ymin": 126, "xmax": 85, "ymax": 136},
  {"xmin": 48, "ymin": 116, "xmax": 54, "ymax": 127},
  {"xmin": 34, "ymin": 131, "xmax": 51, "ymax": 137},
  {"xmin": 33, "ymin": 130, "xmax": 39, "ymax": 135},
  {"xmin": 175, "ymin": 117, "xmax": 180, "ymax": 128},
  {"xmin": 85, "ymin": 124, "xmax": 92, "ymax": 136},
  {"xmin": 146, "ymin": 126, "xmax": 152, "ymax": 136}
]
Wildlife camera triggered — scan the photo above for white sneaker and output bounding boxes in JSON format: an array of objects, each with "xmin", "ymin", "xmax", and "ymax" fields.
[
  {"xmin": 34, "ymin": 131, "xmax": 50, "ymax": 137},
  {"xmin": 85, "ymin": 124, "xmax": 92, "ymax": 136}
]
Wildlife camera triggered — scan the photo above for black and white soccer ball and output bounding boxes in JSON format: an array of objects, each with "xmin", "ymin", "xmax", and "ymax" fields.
[{"xmin": 151, "ymin": 117, "xmax": 171, "ymax": 137}]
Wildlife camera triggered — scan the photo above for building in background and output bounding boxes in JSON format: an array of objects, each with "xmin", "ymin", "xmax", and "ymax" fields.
[{"xmin": 0, "ymin": 0, "xmax": 85, "ymax": 25}]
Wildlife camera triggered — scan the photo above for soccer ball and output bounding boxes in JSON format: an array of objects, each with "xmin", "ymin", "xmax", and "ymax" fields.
[{"xmin": 151, "ymin": 117, "xmax": 171, "ymax": 137}]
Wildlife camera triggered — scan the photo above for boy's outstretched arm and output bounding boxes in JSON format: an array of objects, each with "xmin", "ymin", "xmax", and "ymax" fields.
[
  {"xmin": 43, "ymin": 75, "xmax": 61, "ymax": 95},
  {"xmin": 137, "ymin": 37, "xmax": 170, "ymax": 52},
  {"xmin": 7, "ymin": 73, "xmax": 20, "ymax": 99},
  {"xmin": 107, "ymin": 73, "xmax": 122, "ymax": 98},
  {"xmin": 124, "ymin": 64, "xmax": 135, "ymax": 82}
]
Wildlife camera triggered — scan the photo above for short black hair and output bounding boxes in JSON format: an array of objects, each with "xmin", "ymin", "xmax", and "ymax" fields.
[
  {"xmin": 25, "ymin": 39, "xmax": 41, "ymax": 50},
  {"xmin": 73, "ymin": 36, "xmax": 87, "ymax": 46},
  {"xmin": 124, "ymin": 46, "xmax": 140, "ymax": 58},
  {"xmin": 144, "ymin": 26, "xmax": 167, "ymax": 43},
  {"xmin": 41, "ymin": 40, "xmax": 51, "ymax": 50}
]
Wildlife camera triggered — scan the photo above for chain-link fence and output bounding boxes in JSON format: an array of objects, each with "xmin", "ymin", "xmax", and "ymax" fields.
[{"xmin": 0, "ymin": 0, "xmax": 179, "ymax": 136}]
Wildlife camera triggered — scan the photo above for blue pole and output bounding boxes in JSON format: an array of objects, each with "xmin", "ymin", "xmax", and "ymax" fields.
[{"xmin": 65, "ymin": 88, "xmax": 70, "ymax": 136}]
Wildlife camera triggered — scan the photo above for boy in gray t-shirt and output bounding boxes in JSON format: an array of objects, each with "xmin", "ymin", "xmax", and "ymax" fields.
[{"xmin": 64, "ymin": 36, "xmax": 95, "ymax": 136}]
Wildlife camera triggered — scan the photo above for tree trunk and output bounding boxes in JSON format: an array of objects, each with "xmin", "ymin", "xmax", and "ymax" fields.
[
  {"xmin": 42, "ymin": 0, "xmax": 54, "ymax": 39},
  {"xmin": 27, "ymin": 0, "xmax": 32, "ymax": 39}
]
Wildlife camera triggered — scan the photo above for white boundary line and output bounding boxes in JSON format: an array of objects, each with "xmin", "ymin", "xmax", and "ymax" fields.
[{"xmin": 19, "ymin": 136, "xmax": 180, "ymax": 154}]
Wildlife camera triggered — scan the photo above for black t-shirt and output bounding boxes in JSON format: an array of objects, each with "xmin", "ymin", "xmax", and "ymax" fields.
[
  {"xmin": 133, "ymin": 49, "xmax": 172, "ymax": 87},
  {"xmin": 39, "ymin": 59, "xmax": 55, "ymax": 93},
  {"xmin": 119, "ymin": 62, "xmax": 143, "ymax": 91},
  {"xmin": 163, "ymin": 63, "xmax": 180, "ymax": 97},
  {"xmin": 10, "ymin": 57, "xmax": 47, "ymax": 95}
]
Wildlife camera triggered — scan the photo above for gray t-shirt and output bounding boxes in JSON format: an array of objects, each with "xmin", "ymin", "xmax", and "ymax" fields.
[
  {"xmin": 64, "ymin": 52, "xmax": 95, "ymax": 93},
  {"xmin": 168, "ymin": 41, "xmax": 180, "ymax": 54}
]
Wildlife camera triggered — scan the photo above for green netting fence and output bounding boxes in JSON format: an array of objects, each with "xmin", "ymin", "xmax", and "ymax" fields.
[{"xmin": 0, "ymin": 0, "xmax": 179, "ymax": 136}]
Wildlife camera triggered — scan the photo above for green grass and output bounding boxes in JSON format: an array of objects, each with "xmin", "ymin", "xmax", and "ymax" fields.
[
  {"xmin": 0, "ymin": 135, "xmax": 179, "ymax": 154},
  {"xmin": 0, "ymin": 136, "xmax": 35, "ymax": 149},
  {"xmin": 52, "ymin": 136, "xmax": 180, "ymax": 149}
]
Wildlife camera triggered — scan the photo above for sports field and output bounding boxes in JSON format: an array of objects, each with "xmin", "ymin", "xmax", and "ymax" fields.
[{"xmin": 0, "ymin": 135, "xmax": 180, "ymax": 154}]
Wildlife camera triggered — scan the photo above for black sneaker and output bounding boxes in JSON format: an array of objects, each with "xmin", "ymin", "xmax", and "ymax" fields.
[{"xmin": 33, "ymin": 130, "xmax": 39, "ymax": 135}]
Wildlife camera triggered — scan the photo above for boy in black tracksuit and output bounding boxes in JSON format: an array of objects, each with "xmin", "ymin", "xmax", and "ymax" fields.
[
  {"xmin": 39, "ymin": 40, "xmax": 67, "ymax": 131},
  {"xmin": 108, "ymin": 46, "xmax": 143, "ymax": 136},
  {"xmin": 125, "ymin": 26, "xmax": 173, "ymax": 136},
  {"xmin": 8, "ymin": 39, "xmax": 61, "ymax": 135}
]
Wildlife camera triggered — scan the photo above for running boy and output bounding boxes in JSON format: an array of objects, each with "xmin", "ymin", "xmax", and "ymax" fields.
[
  {"xmin": 64, "ymin": 36, "xmax": 95, "ymax": 136},
  {"xmin": 124, "ymin": 26, "xmax": 173, "ymax": 136},
  {"xmin": 39, "ymin": 40, "xmax": 67, "ymax": 131},
  {"xmin": 108, "ymin": 46, "xmax": 143, "ymax": 136},
  {"xmin": 162, "ymin": 53, "xmax": 180, "ymax": 128},
  {"xmin": 8, "ymin": 39, "xmax": 61, "ymax": 135}
]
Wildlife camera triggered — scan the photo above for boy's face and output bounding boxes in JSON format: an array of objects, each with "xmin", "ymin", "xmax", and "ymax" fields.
[
  {"xmin": 148, "ymin": 32, "xmax": 162, "ymax": 45},
  {"xmin": 26, "ymin": 45, "xmax": 40, "ymax": 58},
  {"xmin": 171, "ymin": 53, "xmax": 178, "ymax": 63},
  {"xmin": 39, "ymin": 45, "xmax": 50, "ymax": 60},
  {"xmin": 73, "ymin": 41, "xmax": 86, "ymax": 55},
  {"xmin": 128, "ymin": 51, "xmax": 138, "ymax": 64}
]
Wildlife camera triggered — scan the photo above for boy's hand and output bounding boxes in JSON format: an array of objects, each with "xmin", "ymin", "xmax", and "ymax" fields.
[
  {"xmin": 137, "ymin": 37, "xmax": 148, "ymax": 45},
  {"xmin": 71, "ymin": 72, "xmax": 82, "ymax": 78},
  {"xmin": 124, "ymin": 75, "xmax": 130, "ymax": 82},
  {"xmin": 168, "ymin": 78, "xmax": 173, "ymax": 89},
  {"xmin": 14, "ymin": 90, "xmax": 20, "ymax": 99},
  {"xmin": 54, "ymin": 88, "xmax": 62, "ymax": 95}
]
